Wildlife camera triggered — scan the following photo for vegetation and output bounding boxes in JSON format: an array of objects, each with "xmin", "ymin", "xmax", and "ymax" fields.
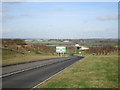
[
  {"xmin": 1, "ymin": 39, "xmax": 60, "ymax": 66},
  {"xmin": 2, "ymin": 39, "xmax": 26, "ymax": 46},
  {"xmin": 26, "ymin": 39, "xmax": 118, "ymax": 47},
  {"xmin": 38, "ymin": 53, "xmax": 118, "ymax": 88},
  {"xmin": 1, "ymin": 39, "xmax": 119, "ymax": 87},
  {"xmin": 2, "ymin": 48, "xmax": 60, "ymax": 66},
  {"xmin": 85, "ymin": 46, "xmax": 118, "ymax": 55},
  {"xmin": 2, "ymin": 39, "xmax": 56, "ymax": 55},
  {"xmin": 66, "ymin": 46, "xmax": 75, "ymax": 53}
]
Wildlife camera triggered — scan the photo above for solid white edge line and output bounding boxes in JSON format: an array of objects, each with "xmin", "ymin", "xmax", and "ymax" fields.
[
  {"xmin": 0, "ymin": 58, "xmax": 71, "ymax": 78},
  {"xmin": 32, "ymin": 58, "xmax": 84, "ymax": 89},
  {"xmin": 1, "ymin": 62, "xmax": 57, "ymax": 78}
]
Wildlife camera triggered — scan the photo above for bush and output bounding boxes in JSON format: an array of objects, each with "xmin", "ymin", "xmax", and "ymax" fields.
[{"xmin": 85, "ymin": 46, "xmax": 118, "ymax": 55}]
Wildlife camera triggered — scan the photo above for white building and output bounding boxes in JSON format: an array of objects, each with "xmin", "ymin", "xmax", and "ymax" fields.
[{"xmin": 80, "ymin": 46, "xmax": 89, "ymax": 50}]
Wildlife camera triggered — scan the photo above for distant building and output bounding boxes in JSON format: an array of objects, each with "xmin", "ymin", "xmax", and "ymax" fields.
[
  {"xmin": 75, "ymin": 43, "xmax": 80, "ymax": 47},
  {"xmin": 38, "ymin": 40, "xmax": 43, "ymax": 42},
  {"xmin": 63, "ymin": 40, "xmax": 69, "ymax": 42},
  {"xmin": 80, "ymin": 46, "xmax": 89, "ymax": 51},
  {"xmin": 25, "ymin": 40, "xmax": 32, "ymax": 41}
]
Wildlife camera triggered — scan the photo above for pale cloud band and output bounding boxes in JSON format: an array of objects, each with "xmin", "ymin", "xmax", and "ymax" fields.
[
  {"xmin": 2, "ymin": 0, "xmax": 119, "ymax": 2},
  {"xmin": 97, "ymin": 15, "xmax": 118, "ymax": 21},
  {"xmin": 2, "ymin": 14, "xmax": 30, "ymax": 22}
]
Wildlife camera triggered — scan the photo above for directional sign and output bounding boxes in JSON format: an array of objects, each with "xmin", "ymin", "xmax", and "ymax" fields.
[{"xmin": 56, "ymin": 46, "xmax": 66, "ymax": 53}]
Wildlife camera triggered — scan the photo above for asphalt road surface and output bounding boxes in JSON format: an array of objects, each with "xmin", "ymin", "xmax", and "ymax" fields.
[
  {"xmin": 2, "ymin": 56, "xmax": 84, "ymax": 89},
  {"xmin": 2, "ymin": 57, "xmax": 72, "ymax": 76}
]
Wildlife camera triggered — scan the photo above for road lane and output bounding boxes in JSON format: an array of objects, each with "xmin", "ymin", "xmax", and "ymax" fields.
[
  {"xmin": 2, "ymin": 57, "xmax": 74, "ymax": 76},
  {"xmin": 2, "ymin": 56, "xmax": 84, "ymax": 88}
]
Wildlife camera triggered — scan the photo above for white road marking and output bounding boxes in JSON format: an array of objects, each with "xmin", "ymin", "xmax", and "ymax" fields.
[
  {"xmin": 32, "ymin": 58, "xmax": 84, "ymax": 89},
  {"xmin": 1, "ymin": 58, "xmax": 71, "ymax": 78},
  {"xmin": 1, "ymin": 62, "xmax": 60, "ymax": 78}
]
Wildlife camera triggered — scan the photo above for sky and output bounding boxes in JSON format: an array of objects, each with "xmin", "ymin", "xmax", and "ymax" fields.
[{"xmin": 1, "ymin": 2, "xmax": 118, "ymax": 39}]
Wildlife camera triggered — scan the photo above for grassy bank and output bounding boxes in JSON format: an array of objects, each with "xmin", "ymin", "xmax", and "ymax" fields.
[
  {"xmin": 2, "ymin": 49, "xmax": 60, "ymax": 66},
  {"xmin": 38, "ymin": 54, "xmax": 118, "ymax": 88},
  {"xmin": 2, "ymin": 54, "xmax": 60, "ymax": 66}
]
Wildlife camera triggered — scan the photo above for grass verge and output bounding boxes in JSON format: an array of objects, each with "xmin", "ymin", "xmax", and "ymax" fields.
[
  {"xmin": 2, "ymin": 54, "xmax": 60, "ymax": 66},
  {"xmin": 2, "ymin": 49, "xmax": 61, "ymax": 66},
  {"xmin": 38, "ymin": 54, "xmax": 118, "ymax": 88}
]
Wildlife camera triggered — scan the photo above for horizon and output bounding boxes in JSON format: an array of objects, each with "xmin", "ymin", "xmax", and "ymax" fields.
[{"xmin": 1, "ymin": 37, "xmax": 118, "ymax": 40}]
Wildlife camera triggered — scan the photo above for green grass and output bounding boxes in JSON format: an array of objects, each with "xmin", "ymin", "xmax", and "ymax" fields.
[
  {"xmin": 2, "ymin": 54, "xmax": 60, "ymax": 66},
  {"xmin": 38, "ymin": 54, "xmax": 118, "ymax": 88},
  {"xmin": 2, "ymin": 48, "xmax": 61, "ymax": 66}
]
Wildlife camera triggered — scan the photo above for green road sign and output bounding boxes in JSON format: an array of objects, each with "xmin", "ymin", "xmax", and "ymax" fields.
[{"xmin": 56, "ymin": 46, "xmax": 66, "ymax": 53}]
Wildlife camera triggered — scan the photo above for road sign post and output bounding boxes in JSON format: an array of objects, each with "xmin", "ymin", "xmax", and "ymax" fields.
[{"xmin": 56, "ymin": 46, "xmax": 66, "ymax": 56}]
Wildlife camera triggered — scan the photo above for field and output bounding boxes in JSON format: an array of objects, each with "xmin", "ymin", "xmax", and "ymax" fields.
[
  {"xmin": 26, "ymin": 39, "xmax": 118, "ymax": 47},
  {"xmin": 38, "ymin": 53, "xmax": 118, "ymax": 88},
  {"xmin": 27, "ymin": 41, "xmax": 72, "ymax": 44}
]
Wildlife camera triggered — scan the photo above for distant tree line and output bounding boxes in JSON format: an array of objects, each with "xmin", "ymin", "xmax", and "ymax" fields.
[{"xmin": 85, "ymin": 46, "xmax": 118, "ymax": 55}]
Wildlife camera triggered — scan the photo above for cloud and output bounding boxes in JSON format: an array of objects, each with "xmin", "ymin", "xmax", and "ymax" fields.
[
  {"xmin": 2, "ymin": 0, "xmax": 119, "ymax": 2},
  {"xmin": 56, "ymin": 8, "xmax": 64, "ymax": 12},
  {"xmin": 0, "ymin": 13, "xmax": 2, "ymax": 22},
  {"xmin": 20, "ymin": 14, "xmax": 29, "ymax": 17},
  {"xmin": 2, "ymin": 2, "xmax": 24, "ymax": 12},
  {"xmin": 2, "ymin": 14, "xmax": 29, "ymax": 22},
  {"xmin": 2, "ymin": 0, "xmax": 26, "ymax": 2},
  {"xmin": 97, "ymin": 15, "xmax": 118, "ymax": 21},
  {"xmin": 2, "ymin": 2, "xmax": 30, "ymax": 22},
  {"xmin": 0, "ymin": 28, "xmax": 13, "ymax": 34}
]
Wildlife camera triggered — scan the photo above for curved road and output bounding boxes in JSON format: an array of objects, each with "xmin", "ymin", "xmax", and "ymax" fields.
[
  {"xmin": 2, "ymin": 57, "xmax": 73, "ymax": 76},
  {"xmin": 2, "ymin": 56, "xmax": 84, "ymax": 89}
]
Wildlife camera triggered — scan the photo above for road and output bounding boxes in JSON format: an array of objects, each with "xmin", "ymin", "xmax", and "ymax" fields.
[
  {"xmin": 2, "ymin": 57, "xmax": 72, "ymax": 77},
  {"xmin": 2, "ymin": 56, "xmax": 84, "ymax": 89}
]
